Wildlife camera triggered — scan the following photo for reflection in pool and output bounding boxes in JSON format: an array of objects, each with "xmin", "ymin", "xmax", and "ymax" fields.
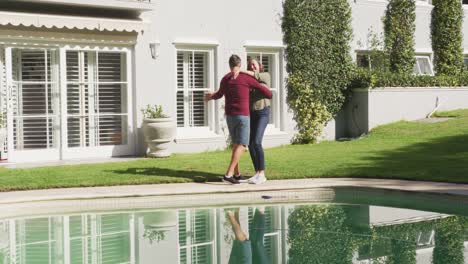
[{"xmin": 0, "ymin": 203, "xmax": 467, "ymax": 263}]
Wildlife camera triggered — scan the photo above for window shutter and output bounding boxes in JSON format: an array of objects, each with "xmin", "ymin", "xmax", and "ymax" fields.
[
  {"xmin": 66, "ymin": 51, "xmax": 88, "ymax": 148},
  {"xmin": 14, "ymin": 217, "xmax": 59, "ymax": 264},
  {"xmin": 177, "ymin": 53, "xmax": 185, "ymax": 127},
  {"xmin": 66, "ymin": 51, "xmax": 128, "ymax": 148},
  {"xmin": 189, "ymin": 53, "xmax": 207, "ymax": 127},
  {"xmin": 69, "ymin": 214, "xmax": 131, "ymax": 264},
  {"xmin": 179, "ymin": 209, "xmax": 213, "ymax": 264},
  {"xmin": 97, "ymin": 52, "xmax": 126, "ymax": 146},
  {"xmin": 0, "ymin": 48, "xmax": 7, "ymax": 154},
  {"xmin": 176, "ymin": 51, "xmax": 209, "ymax": 128},
  {"xmin": 12, "ymin": 49, "xmax": 58, "ymax": 150}
]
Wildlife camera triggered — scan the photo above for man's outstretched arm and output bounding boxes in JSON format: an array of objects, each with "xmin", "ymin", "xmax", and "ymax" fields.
[{"xmin": 205, "ymin": 79, "xmax": 226, "ymax": 101}]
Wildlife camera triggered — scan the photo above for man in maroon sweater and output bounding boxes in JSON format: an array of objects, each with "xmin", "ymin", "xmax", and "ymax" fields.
[{"xmin": 205, "ymin": 55, "xmax": 272, "ymax": 184}]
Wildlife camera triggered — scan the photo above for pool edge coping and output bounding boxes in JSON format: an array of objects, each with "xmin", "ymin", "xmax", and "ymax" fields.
[{"xmin": 0, "ymin": 178, "xmax": 467, "ymax": 205}]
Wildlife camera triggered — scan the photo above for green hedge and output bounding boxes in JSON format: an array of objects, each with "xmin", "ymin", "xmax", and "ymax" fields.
[
  {"xmin": 383, "ymin": 0, "xmax": 416, "ymax": 74},
  {"xmin": 433, "ymin": 217, "xmax": 466, "ymax": 264},
  {"xmin": 432, "ymin": 0, "xmax": 464, "ymax": 76},
  {"xmin": 350, "ymin": 68, "xmax": 468, "ymax": 88},
  {"xmin": 282, "ymin": 0, "xmax": 353, "ymax": 143},
  {"xmin": 288, "ymin": 205, "xmax": 355, "ymax": 264}
]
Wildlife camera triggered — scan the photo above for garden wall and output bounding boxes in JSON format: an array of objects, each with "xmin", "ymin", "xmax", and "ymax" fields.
[{"xmin": 341, "ymin": 87, "xmax": 468, "ymax": 138}]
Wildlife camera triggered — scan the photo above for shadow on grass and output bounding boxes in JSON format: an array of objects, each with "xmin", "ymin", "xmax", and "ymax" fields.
[
  {"xmin": 112, "ymin": 167, "xmax": 221, "ymax": 183},
  {"xmin": 326, "ymin": 133, "xmax": 468, "ymax": 183}
]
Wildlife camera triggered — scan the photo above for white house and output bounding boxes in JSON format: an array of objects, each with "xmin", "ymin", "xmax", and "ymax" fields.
[{"xmin": 1, "ymin": 0, "xmax": 468, "ymax": 162}]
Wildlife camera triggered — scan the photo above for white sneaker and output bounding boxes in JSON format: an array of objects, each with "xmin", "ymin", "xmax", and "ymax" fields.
[
  {"xmin": 250, "ymin": 173, "xmax": 267, "ymax": 184},
  {"xmin": 248, "ymin": 173, "xmax": 259, "ymax": 184}
]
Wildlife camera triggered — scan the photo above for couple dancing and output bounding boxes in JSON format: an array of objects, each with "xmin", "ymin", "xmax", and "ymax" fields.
[{"xmin": 205, "ymin": 55, "xmax": 272, "ymax": 185}]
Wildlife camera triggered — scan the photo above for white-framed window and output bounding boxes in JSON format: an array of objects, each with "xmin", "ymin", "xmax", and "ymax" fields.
[
  {"xmin": 463, "ymin": 55, "xmax": 468, "ymax": 66},
  {"xmin": 463, "ymin": 0, "xmax": 468, "ymax": 5},
  {"xmin": 11, "ymin": 217, "xmax": 62, "ymax": 263},
  {"xmin": 10, "ymin": 48, "xmax": 60, "ymax": 150},
  {"xmin": 178, "ymin": 209, "xmax": 216, "ymax": 264},
  {"xmin": 176, "ymin": 48, "xmax": 214, "ymax": 130},
  {"xmin": 413, "ymin": 55, "xmax": 434, "ymax": 75},
  {"xmin": 65, "ymin": 50, "xmax": 128, "ymax": 148},
  {"xmin": 68, "ymin": 213, "xmax": 133, "ymax": 263},
  {"xmin": 246, "ymin": 50, "xmax": 282, "ymax": 129}
]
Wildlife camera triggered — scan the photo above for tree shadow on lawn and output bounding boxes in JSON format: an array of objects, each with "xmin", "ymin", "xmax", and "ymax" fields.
[
  {"xmin": 325, "ymin": 133, "xmax": 468, "ymax": 183},
  {"xmin": 111, "ymin": 167, "xmax": 221, "ymax": 183}
]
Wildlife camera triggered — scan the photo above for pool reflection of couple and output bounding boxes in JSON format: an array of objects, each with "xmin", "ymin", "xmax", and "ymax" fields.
[
  {"xmin": 226, "ymin": 207, "xmax": 270, "ymax": 264},
  {"xmin": 205, "ymin": 55, "xmax": 272, "ymax": 185}
]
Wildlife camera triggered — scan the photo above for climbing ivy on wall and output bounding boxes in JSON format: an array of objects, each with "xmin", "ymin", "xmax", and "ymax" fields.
[
  {"xmin": 383, "ymin": 0, "xmax": 416, "ymax": 74},
  {"xmin": 431, "ymin": 0, "xmax": 464, "ymax": 76},
  {"xmin": 282, "ymin": 0, "xmax": 353, "ymax": 144}
]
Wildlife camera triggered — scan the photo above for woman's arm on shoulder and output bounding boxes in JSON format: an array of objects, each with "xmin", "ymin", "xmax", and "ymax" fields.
[{"xmin": 240, "ymin": 70, "xmax": 255, "ymax": 77}]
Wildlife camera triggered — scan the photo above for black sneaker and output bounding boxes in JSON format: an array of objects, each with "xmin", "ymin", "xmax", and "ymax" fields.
[
  {"xmin": 223, "ymin": 176, "xmax": 240, "ymax": 184},
  {"xmin": 234, "ymin": 175, "xmax": 248, "ymax": 183}
]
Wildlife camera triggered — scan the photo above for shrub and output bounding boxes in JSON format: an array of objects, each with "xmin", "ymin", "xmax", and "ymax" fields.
[
  {"xmin": 349, "ymin": 68, "xmax": 468, "ymax": 88},
  {"xmin": 431, "ymin": 0, "xmax": 464, "ymax": 75},
  {"xmin": 286, "ymin": 74, "xmax": 332, "ymax": 143},
  {"xmin": 282, "ymin": 0, "xmax": 353, "ymax": 143},
  {"xmin": 433, "ymin": 217, "xmax": 466, "ymax": 264},
  {"xmin": 288, "ymin": 205, "xmax": 355, "ymax": 264},
  {"xmin": 383, "ymin": 0, "xmax": 416, "ymax": 74}
]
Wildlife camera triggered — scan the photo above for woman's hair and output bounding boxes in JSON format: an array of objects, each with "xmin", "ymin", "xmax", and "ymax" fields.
[{"xmin": 247, "ymin": 58, "xmax": 265, "ymax": 72}]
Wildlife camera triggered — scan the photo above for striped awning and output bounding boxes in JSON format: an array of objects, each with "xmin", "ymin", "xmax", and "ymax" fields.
[{"xmin": 0, "ymin": 11, "xmax": 148, "ymax": 32}]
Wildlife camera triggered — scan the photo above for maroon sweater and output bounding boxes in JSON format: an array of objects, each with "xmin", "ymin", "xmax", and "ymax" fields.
[{"xmin": 212, "ymin": 72, "xmax": 273, "ymax": 116}]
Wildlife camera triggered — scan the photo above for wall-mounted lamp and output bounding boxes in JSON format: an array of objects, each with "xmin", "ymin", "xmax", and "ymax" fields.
[{"xmin": 149, "ymin": 42, "xmax": 160, "ymax": 60}]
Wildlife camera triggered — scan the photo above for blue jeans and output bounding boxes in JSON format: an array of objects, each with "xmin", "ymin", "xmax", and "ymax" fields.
[{"xmin": 249, "ymin": 107, "xmax": 270, "ymax": 171}]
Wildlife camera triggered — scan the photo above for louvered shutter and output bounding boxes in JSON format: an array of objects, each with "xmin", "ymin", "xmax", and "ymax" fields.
[
  {"xmin": 14, "ymin": 217, "xmax": 60, "ymax": 264},
  {"xmin": 0, "ymin": 48, "xmax": 7, "ymax": 154},
  {"xmin": 66, "ymin": 51, "xmax": 89, "ymax": 148},
  {"xmin": 69, "ymin": 214, "xmax": 131, "ymax": 264},
  {"xmin": 97, "ymin": 52, "xmax": 127, "ymax": 146},
  {"xmin": 11, "ymin": 49, "xmax": 59, "ymax": 150},
  {"xmin": 179, "ymin": 209, "xmax": 214, "ymax": 264},
  {"xmin": 176, "ymin": 51, "xmax": 209, "ymax": 128},
  {"xmin": 66, "ymin": 50, "xmax": 128, "ymax": 148},
  {"xmin": 177, "ymin": 53, "xmax": 185, "ymax": 127}
]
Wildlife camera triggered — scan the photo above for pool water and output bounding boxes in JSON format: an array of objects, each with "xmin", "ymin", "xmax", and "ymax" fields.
[{"xmin": 0, "ymin": 190, "xmax": 467, "ymax": 264}]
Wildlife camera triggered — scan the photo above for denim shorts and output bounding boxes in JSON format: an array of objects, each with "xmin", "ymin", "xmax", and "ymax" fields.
[{"xmin": 226, "ymin": 115, "xmax": 250, "ymax": 146}]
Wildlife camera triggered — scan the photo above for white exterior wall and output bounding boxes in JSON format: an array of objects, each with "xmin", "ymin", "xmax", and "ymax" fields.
[
  {"xmin": 344, "ymin": 87, "xmax": 468, "ymax": 137},
  {"xmin": 2, "ymin": 0, "xmax": 468, "ymax": 159},
  {"xmin": 133, "ymin": 0, "xmax": 291, "ymax": 154}
]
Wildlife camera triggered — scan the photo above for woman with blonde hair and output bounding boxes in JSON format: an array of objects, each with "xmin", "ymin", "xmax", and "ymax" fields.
[{"xmin": 243, "ymin": 58, "xmax": 271, "ymax": 184}]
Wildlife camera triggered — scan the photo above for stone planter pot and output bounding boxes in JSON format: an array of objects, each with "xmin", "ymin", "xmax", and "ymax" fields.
[
  {"xmin": 143, "ymin": 117, "xmax": 175, "ymax": 158},
  {"xmin": 141, "ymin": 210, "xmax": 177, "ymax": 244},
  {"xmin": 142, "ymin": 210, "xmax": 178, "ymax": 230}
]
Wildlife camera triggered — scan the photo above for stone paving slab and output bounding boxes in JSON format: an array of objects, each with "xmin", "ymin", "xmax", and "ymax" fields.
[{"xmin": 0, "ymin": 178, "xmax": 467, "ymax": 205}]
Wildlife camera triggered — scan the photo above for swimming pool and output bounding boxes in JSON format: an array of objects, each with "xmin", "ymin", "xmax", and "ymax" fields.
[{"xmin": 0, "ymin": 187, "xmax": 466, "ymax": 263}]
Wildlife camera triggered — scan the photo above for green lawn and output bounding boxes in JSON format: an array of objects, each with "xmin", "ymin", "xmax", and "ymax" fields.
[{"xmin": 1, "ymin": 109, "xmax": 468, "ymax": 192}]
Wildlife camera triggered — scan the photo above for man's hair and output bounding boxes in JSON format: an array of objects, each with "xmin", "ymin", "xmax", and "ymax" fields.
[{"xmin": 229, "ymin": 54, "xmax": 241, "ymax": 68}]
